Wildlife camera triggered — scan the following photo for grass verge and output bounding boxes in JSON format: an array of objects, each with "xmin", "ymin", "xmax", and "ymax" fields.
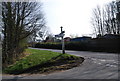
[{"xmin": 3, "ymin": 49, "xmax": 84, "ymax": 75}]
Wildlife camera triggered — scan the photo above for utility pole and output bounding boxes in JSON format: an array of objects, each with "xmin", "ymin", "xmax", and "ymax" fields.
[{"xmin": 60, "ymin": 26, "xmax": 65, "ymax": 54}]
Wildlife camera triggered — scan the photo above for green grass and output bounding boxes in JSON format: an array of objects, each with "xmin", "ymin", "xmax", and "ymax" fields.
[{"xmin": 3, "ymin": 49, "xmax": 80, "ymax": 74}]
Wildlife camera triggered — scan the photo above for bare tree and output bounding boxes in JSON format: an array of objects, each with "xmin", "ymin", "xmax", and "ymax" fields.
[
  {"xmin": 91, "ymin": 1, "xmax": 119, "ymax": 36},
  {"xmin": 91, "ymin": 5, "xmax": 105, "ymax": 36},
  {"xmin": 104, "ymin": 1, "xmax": 117, "ymax": 34},
  {"xmin": 38, "ymin": 26, "xmax": 51, "ymax": 41},
  {"xmin": 69, "ymin": 34, "xmax": 79, "ymax": 38},
  {"xmin": 2, "ymin": 2, "xmax": 46, "ymax": 67},
  {"xmin": 116, "ymin": 1, "xmax": 120, "ymax": 34},
  {"xmin": 28, "ymin": 25, "xmax": 51, "ymax": 43}
]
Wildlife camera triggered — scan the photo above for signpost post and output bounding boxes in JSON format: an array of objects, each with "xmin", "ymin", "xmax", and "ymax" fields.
[
  {"xmin": 55, "ymin": 26, "xmax": 65, "ymax": 54},
  {"xmin": 60, "ymin": 26, "xmax": 65, "ymax": 54}
]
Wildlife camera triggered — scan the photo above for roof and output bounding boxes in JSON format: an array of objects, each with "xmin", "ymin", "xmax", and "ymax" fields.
[{"xmin": 71, "ymin": 36, "xmax": 91, "ymax": 41}]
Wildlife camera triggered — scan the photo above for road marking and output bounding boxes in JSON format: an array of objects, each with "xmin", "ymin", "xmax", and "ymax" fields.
[
  {"xmin": 98, "ymin": 63, "xmax": 102, "ymax": 65},
  {"xmin": 100, "ymin": 59, "xmax": 106, "ymax": 62},
  {"xmin": 106, "ymin": 64, "xmax": 117, "ymax": 67}
]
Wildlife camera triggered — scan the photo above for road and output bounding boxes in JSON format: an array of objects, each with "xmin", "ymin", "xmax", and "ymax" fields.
[
  {"xmin": 0, "ymin": 42, "xmax": 2, "ymax": 81},
  {"xmin": 2, "ymin": 48, "xmax": 119, "ymax": 79}
]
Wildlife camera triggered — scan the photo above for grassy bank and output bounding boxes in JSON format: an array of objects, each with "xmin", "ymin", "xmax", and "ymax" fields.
[{"xmin": 3, "ymin": 49, "xmax": 84, "ymax": 74}]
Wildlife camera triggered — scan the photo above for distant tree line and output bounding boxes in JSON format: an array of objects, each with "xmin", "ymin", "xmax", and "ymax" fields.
[{"xmin": 91, "ymin": 1, "xmax": 120, "ymax": 36}]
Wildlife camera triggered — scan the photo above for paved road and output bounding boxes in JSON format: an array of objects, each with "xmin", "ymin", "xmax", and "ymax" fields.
[
  {"xmin": 2, "ymin": 48, "xmax": 119, "ymax": 79},
  {"xmin": 0, "ymin": 43, "xmax": 2, "ymax": 81}
]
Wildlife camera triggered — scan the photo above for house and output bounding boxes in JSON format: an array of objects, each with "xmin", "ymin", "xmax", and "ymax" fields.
[
  {"xmin": 71, "ymin": 36, "xmax": 91, "ymax": 42},
  {"xmin": 64, "ymin": 37, "xmax": 71, "ymax": 42},
  {"xmin": 44, "ymin": 36, "xmax": 55, "ymax": 42}
]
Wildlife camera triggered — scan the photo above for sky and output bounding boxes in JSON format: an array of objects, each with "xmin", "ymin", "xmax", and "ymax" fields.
[
  {"xmin": 0, "ymin": 0, "xmax": 116, "ymax": 38},
  {"xmin": 40, "ymin": 0, "xmax": 116, "ymax": 37}
]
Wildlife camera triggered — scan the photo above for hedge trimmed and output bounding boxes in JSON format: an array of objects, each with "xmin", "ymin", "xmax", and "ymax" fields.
[{"xmin": 34, "ymin": 38, "xmax": 120, "ymax": 53}]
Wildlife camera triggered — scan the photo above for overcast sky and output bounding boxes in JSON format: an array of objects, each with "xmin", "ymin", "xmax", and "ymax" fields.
[{"xmin": 41, "ymin": 0, "xmax": 114, "ymax": 37}]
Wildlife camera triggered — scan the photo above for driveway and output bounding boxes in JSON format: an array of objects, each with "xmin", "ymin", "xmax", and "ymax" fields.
[{"xmin": 2, "ymin": 48, "xmax": 119, "ymax": 79}]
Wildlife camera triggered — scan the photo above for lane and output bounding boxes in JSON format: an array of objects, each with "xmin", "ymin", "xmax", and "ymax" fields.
[
  {"xmin": 0, "ymin": 42, "xmax": 2, "ymax": 81},
  {"xmin": 2, "ymin": 48, "xmax": 119, "ymax": 79}
]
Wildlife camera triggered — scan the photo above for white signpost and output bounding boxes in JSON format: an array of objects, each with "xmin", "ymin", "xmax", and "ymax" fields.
[{"xmin": 55, "ymin": 26, "xmax": 65, "ymax": 54}]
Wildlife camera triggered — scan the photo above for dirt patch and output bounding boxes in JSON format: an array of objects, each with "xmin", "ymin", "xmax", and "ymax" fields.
[
  {"xmin": 23, "ymin": 57, "xmax": 85, "ymax": 75},
  {"xmin": 3, "ymin": 56, "xmax": 84, "ymax": 75}
]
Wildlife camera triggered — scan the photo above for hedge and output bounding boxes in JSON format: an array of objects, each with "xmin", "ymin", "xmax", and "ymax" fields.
[{"xmin": 34, "ymin": 38, "xmax": 120, "ymax": 53}]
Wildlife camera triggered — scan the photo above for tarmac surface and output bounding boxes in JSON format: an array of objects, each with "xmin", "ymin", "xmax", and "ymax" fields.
[{"xmin": 2, "ymin": 48, "xmax": 119, "ymax": 79}]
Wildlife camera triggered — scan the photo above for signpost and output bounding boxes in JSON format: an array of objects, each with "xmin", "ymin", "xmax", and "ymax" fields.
[
  {"xmin": 55, "ymin": 26, "xmax": 65, "ymax": 54},
  {"xmin": 60, "ymin": 26, "xmax": 65, "ymax": 54}
]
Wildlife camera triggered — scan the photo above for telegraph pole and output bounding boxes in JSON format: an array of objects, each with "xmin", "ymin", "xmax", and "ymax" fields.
[{"xmin": 60, "ymin": 26, "xmax": 65, "ymax": 54}]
